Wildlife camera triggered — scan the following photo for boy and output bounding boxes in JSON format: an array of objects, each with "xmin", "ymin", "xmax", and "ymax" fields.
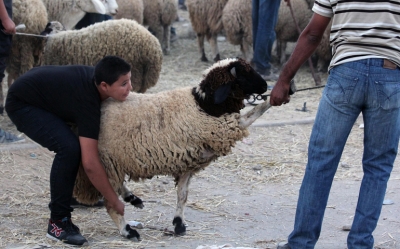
[{"xmin": 5, "ymin": 55, "xmax": 133, "ymax": 246}]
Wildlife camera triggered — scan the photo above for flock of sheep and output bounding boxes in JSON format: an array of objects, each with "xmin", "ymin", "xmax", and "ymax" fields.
[{"xmin": 2, "ymin": 0, "xmax": 332, "ymax": 242}]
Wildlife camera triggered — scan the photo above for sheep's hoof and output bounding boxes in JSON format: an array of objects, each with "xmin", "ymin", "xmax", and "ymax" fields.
[
  {"xmin": 201, "ymin": 55, "xmax": 208, "ymax": 62},
  {"xmin": 172, "ymin": 217, "xmax": 186, "ymax": 236},
  {"xmin": 213, "ymin": 54, "xmax": 221, "ymax": 62},
  {"xmin": 124, "ymin": 194, "xmax": 144, "ymax": 209},
  {"xmin": 124, "ymin": 224, "xmax": 141, "ymax": 241}
]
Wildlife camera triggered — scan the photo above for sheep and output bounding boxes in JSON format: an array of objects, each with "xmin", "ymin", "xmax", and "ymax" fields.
[
  {"xmin": 314, "ymin": 20, "xmax": 332, "ymax": 72},
  {"xmin": 114, "ymin": 0, "xmax": 144, "ymax": 24},
  {"xmin": 41, "ymin": 19, "xmax": 163, "ymax": 93},
  {"xmin": 142, "ymin": 0, "xmax": 178, "ymax": 55},
  {"xmin": 221, "ymin": 0, "xmax": 252, "ymax": 62},
  {"xmin": 42, "ymin": 0, "xmax": 119, "ymax": 30},
  {"xmin": 186, "ymin": 0, "xmax": 229, "ymax": 62},
  {"xmin": 72, "ymin": 58, "xmax": 269, "ymax": 240},
  {"xmin": 0, "ymin": 0, "xmax": 48, "ymax": 114},
  {"xmin": 275, "ymin": 0, "xmax": 313, "ymax": 65}
]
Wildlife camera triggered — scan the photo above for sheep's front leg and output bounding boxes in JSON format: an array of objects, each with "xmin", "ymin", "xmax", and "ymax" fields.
[
  {"xmin": 209, "ymin": 34, "xmax": 221, "ymax": 62},
  {"xmin": 105, "ymin": 199, "xmax": 141, "ymax": 241},
  {"xmin": 173, "ymin": 172, "xmax": 192, "ymax": 235},
  {"xmin": 121, "ymin": 183, "xmax": 144, "ymax": 209},
  {"xmin": 197, "ymin": 34, "xmax": 208, "ymax": 62}
]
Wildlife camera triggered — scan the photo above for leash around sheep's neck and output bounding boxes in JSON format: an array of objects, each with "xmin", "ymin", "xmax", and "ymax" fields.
[{"xmin": 246, "ymin": 84, "xmax": 326, "ymax": 105}]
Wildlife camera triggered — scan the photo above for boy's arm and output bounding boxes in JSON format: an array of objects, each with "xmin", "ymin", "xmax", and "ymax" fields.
[{"xmin": 79, "ymin": 136, "xmax": 125, "ymax": 215}]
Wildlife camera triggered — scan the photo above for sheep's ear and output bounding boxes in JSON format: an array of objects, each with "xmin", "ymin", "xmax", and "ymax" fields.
[
  {"xmin": 214, "ymin": 82, "xmax": 233, "ymax": 104},
  {"xmin": 230, "ymin": 67, "xmax": 237, "ymax": 78}
]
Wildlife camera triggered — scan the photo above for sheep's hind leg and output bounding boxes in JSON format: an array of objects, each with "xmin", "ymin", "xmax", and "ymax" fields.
[
  {"xmin": 105, "ymin": 199, "xmax": 141, "ymax": 241},
  {"xmin": 121, "ymin": 184, "xmax": 144, "ymax": 209},
  {"xmin": 173, "ymin": 172, "xmax": 192, "ymax": 235}
]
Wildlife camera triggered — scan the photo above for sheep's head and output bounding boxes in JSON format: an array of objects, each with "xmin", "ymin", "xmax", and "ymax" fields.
[
  {"xmin": 192, "ymin": 58, "xmax": 268, "ymax": 117},
  {"xmin": 40, "ymin": 21, "xmax": 66, "ymax": 36}
]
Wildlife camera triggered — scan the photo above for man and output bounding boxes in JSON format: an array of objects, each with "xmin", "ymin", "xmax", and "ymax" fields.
[
  {"xmin": 270, "ymin": 0, "xmax": 400, "ymax": 248},
  {"xmin": 5, "ymin": 56, "xmax": 133, "ymax": 246},
  {"xmin": 0, "ymin": 0, "xmax": 24, "ymax": 143},
  {"xmin": 251, "ymin": 0, "xmax": 280, "ymax": 81}
]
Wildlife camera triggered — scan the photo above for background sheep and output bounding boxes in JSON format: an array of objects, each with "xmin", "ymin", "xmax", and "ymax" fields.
[
  {"xmin": 0, "ymin": 0, "xmax": 48, "ymax": 114},
  {"xmin": 42, "ymin": 19, "xmax": 163, "ymax": 93},
  {"xmin": 275, "ymin": 0, "xmax": 312, "ymax": 65},
  {"xmin": 143, "ymin": 0, "xmax": 178, "ymax": 55},
  {"xmin": 186, "ymin": 0, "xmax": 229, "ymax": 62},
  {"xmin": 72, "ymin": 58, "xmax": 268, "ymax": 240},
  {"xmin": 42, "ymin": 0, "xmax": 118, "ymax": 30},
  {"xmin": 114, "ymin": 0, "xmax": 144, "ymax": 24},
  {"xmin": 221, "ymin": 0, "xmax": 252, "ymax": 62}
]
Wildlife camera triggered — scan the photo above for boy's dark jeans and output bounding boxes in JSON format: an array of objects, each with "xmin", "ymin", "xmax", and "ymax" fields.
[{"xmin": 7, "ymin": 104, "xmax": 81, "ymax": 220}]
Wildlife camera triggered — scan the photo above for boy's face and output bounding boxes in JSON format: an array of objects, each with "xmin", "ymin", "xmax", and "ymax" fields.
[{"xmin": 105, "ymin": 72, "xmax": 132, "ymax": 101}]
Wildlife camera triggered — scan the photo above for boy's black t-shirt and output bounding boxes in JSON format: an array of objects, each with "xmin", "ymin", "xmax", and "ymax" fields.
[{"xmin": 6, "ymin": 65, "xmax": 101, "ymax": 140}]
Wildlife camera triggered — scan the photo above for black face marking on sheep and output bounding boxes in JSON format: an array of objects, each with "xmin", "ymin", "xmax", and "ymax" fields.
[{"xmin": 192, "ymin": 58, "xmax": 268, "ymax": 117}]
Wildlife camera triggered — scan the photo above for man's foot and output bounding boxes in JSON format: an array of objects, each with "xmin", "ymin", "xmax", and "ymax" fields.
[
  {"xmin": 277, "ymin": 242, "xmax": 291, "ymax": 249},
  {"xmin": 70, "ymin": 197, "xmax": 104, "ymax": 208},
  {"xmin": 46, "ymin": 217, "xmax": 88, "ymax": 246},
  {"xmin": 0, "ymin": 129, "xmax": 25, "ymax": 143}
]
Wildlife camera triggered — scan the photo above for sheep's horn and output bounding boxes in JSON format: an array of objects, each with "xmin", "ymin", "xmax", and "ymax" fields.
[
  {"xmin": 230, "ymin": 67, "xmax": 236, "ymax": 77},
  {"xmin": 239, "ymin": 100, "xmax": 271, "ymax": 129}
]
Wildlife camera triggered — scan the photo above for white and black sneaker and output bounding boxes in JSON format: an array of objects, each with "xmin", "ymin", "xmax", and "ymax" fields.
[{"xmin": 46, "ymin": 217, "xmax": 88, "ymax": 246}]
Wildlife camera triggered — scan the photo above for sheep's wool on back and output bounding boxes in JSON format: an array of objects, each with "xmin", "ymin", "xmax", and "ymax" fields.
[{"xmin": 98, "ymin": 88, "xmax": 249, "ymax": 183}]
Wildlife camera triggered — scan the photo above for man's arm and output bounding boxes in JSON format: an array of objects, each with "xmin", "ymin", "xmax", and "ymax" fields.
[
  {"xmin": 0, "ymin": 0, "xmax": 15, "ymax": 34},
  {"xmin": 270, "ymin": 13, "xmax": 331, "ymax": 106},
  {"xmin": 79, "ymin": 136, "xmax": 125, "ymax": 215}
]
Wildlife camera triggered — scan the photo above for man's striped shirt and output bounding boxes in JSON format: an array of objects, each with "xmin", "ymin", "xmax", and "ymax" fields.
[{"xmin": 312, "ymin": 0, "xmax": 400, "ymax": 70}]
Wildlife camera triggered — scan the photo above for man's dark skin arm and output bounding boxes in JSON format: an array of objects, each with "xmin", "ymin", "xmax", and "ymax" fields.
[{"xmin": 270, "ymin": 13, "xmax": 331, "ymax": 106}]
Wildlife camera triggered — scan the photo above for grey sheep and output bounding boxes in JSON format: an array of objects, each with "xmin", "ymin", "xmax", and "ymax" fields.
[
  {"xmin": 222, "ymin": 0, "xmax": 252, "ymax": 62},
  {"xmin": 114, "ymin": 0, "xmax": 144, "ymax": 24},
  {"xmin": 72, "ymin": 58, "xmax": 269, "ymax": 240},
  {"xmin": 143, "ymin": 0, "xmax": 178, "ymax": 55},
  {"xmin": 186, "ymin": 0, "xmax": 229, "ymax": 62},
  {"xmin": 42, "ymin": 19, "xmax": 163, "ymax": 93},
  {"xmin": 42, "ymin": 0, "xmax": 118, "ymax": 30}
]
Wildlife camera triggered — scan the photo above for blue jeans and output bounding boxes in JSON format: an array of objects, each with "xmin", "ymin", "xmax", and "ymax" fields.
[
  {"xmin": 287, "ymin": 59, "xmax": 400, "ymax": 249},
  {"xmin": 6, "ymin": 104, "xmax": 81, "ymax": 220},
  {"xmin": 0, "ymin": 0, "xmax": 13, "ymax": 82},
  {"xmin": 252, "ymin": 0, "xmax": 280, "ymax": 74}
]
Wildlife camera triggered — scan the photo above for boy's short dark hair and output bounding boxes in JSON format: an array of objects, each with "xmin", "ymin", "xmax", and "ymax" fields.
[{"xmin": 94, "ymin": 56, "xmax": 131, "ymax": 86}]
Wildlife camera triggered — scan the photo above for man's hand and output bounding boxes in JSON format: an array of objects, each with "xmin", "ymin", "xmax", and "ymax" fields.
[
  {"xmin": 1, "ymin": 17, "xmax": 15, "ymax": 34},
  {"xmin": 269, "ymin": 79, "xmax": 291, "ymax": 106}
]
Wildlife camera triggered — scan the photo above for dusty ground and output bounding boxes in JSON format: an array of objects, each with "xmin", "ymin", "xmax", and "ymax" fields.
[{"xmin": 1, "ymin": 10, "xmax": 400, "ymax": 249}]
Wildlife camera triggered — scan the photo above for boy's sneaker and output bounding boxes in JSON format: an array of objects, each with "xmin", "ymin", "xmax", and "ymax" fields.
[
  {"xmin": 0, "ymin": 128, "xmax": 25, "ymax": 143},
  {"xmin": 46, "ymin": 217, "xmax": 88, "ymax": 246}
]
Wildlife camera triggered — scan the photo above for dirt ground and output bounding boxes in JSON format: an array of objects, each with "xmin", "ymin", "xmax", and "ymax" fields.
[{"xmin": 1, "ymin": 9, "xmax": 400, "ymax": 249}]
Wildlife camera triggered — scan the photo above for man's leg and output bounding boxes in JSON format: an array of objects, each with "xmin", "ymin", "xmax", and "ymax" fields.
[
  {"xmin": 288, "ymin": 62, "xmax": 366, "ymax": 248},
  {"xmin": 347, "ymin": 59, "xmax": 400, "ymax": 248},
  {"xmin": 252, "ymin": 0, "xmax": 280, "ymax": 75}
]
